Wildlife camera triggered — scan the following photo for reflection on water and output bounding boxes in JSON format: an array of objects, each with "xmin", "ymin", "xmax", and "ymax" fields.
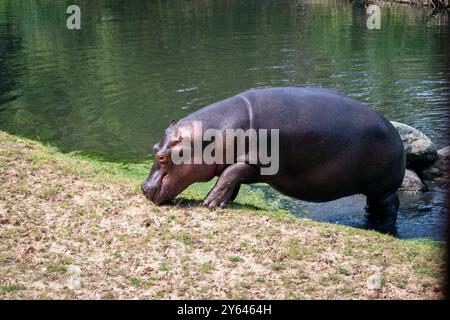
[
  {"xmin": 254, "ymin": 184, "xmax": 447, "ymax": 240},
  {"xmin": 0, "ymin": 0, "xmax": 448, "ymax": 239}
]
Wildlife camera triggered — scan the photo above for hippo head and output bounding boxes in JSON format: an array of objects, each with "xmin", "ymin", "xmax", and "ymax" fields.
[{"xmin": 141, "ymin": 120, "xmax": 218, "ymax": 205}]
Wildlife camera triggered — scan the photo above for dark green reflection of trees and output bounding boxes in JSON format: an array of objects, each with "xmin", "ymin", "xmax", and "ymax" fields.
[{"xmin": 0, "ymin": 0, "xmax": 447, "ymax": 162}]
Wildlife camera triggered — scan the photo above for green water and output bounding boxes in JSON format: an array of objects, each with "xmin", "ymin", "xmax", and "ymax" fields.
[
  {"xmin": 0, "ymin": 0, "xmax": 448, "ymax": 161},
  {"xmin": 0, "ymin": 0, "xmax": 449, "ymax": 239}
]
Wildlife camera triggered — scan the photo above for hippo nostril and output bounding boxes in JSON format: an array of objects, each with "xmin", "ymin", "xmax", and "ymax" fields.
[
  {"xmin": 141, "ymin": 183, "xmax": 153, "ymax": 197},
  {"xmin": 141, "ymin": 181, "xmax": 159, "ymax": 202}
]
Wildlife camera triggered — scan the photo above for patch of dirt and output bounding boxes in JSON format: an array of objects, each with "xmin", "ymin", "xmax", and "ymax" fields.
[{"xmin": 0, "ymin": 132, "xmax": 445, "ymax": 299}]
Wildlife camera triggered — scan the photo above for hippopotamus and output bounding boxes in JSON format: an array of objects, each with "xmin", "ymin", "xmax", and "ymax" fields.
[{"xmin": 141, "ymin": 87, "xmax": 405, "ymax": 217}]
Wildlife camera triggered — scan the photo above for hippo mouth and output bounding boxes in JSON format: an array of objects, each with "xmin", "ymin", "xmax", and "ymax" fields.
[
  {"xmin": 142, "ymin": 175, "xmax": 175, "ymax": 205},
  {"xmin": 143, "ymin": 186, "xmax": 170, "ymax": 205}
]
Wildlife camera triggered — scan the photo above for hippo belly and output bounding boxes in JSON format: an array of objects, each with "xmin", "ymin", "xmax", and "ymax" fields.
[
  {"xmin": 142, "ymin": 87, "xmax": 405, "ymax": 218},
  {"xmin": 243, "ymin": 87, "xmax": 406, "ymax": 203}
]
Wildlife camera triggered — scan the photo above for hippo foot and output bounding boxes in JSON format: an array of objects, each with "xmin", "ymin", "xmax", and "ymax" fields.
[
  {"xmin": 365, "ymin": 212, "xmax": 398, "ymax": 235},
  {"xmin": 364, "ymin": 193, "xmax": 399, "ymax": 235},
  {"xmin": 203, "ymin": 184, "xmax": 236, "ymax": 209},
  {"xmin": 204, "ymin": 163, "xmax": 258, "ymax": 209}
]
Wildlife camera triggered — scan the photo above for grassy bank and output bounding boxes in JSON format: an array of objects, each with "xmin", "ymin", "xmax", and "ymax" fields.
[
  {"xmin": 357, "ymin": 0, "xmax": 449, "ymax": 7},
  {"xmin": 0, "ymin": 131, "xmax": 445, "ymax": 299}
]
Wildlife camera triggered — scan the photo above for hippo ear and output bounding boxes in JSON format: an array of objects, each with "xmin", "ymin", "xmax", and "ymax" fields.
[
  {"xmin": 168, "ymin": 135, "xmax": 183, "ymax": 148},
  {"xmin": 170, "ymin": 119, "xmax": 177, "ymax": 126}
]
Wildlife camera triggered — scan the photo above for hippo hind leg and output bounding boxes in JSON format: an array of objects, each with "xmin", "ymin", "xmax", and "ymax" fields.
[
  {"xmin": 366, "ymin": 192, "xmax": 399, "ymax": 216},
  {"xmin": 365, "ymin": 192, "xmax": 399, "ymax": 234}
]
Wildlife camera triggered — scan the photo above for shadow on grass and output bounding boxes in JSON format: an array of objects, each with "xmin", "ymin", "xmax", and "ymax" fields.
[{"xmin": 166, "ymin": 197, "xmax": 263, "ymax": 211}]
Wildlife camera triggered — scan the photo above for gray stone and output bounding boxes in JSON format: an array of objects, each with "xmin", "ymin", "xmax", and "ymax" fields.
[
  {"xmin": 66, "ymin": 265, "xmax": 82, "ymax": 290},
  {"xmin": 390, "ymin": 121, "xmax": 438, "ymax": 170},
  {"xmin": 438, "ymin": 146, "xmax": 450, "ymax": 158},
  {"xmin": 366, "ymin": 266, "xmax": 383, "ymax": 291},
  {"xmin": 421, "ymin": 145, "xmax": 450, "ymax": 184},
  {"xmin": 400, "ymin": 169, "xmax": 424, "ymax": 192}
]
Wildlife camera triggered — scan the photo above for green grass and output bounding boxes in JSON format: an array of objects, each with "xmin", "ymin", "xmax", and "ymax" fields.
[
  {"xmin": 337, "ymin": 267, "xmax": 350, "ymax": 276},
  {"xmin": 176, "ymin": 233, "xmax": 193, "ymax": 245},
  {"xmin": 200, "ymin": 262, "xmax": 215, "ymax": 273},
  {"xmin": 47, "ymin": 263, "xmax": 68, "ymax": 273},
  {"xmin": 271, "ymin": 263, "xmax": 285, "ymax": 271},
  {"xmin": 159, "ymin": 262, "xmax": 170, "ymax": 272},
  {"xmin": 2, "ymin": 284, "xmax": 26, "ymax": 293},
  {"xmin": 285, "ymin": 238, "xmax": 302, "ymax": 259},
  {"xmin": 228, "ymin": 256, "xmax": 244, "ymax": 263},
  {"xmin": 0, "ymin": 130, "xmax": 445, "ymax": 299}
]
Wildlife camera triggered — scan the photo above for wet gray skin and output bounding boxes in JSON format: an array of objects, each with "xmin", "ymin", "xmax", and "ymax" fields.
[{"xmin": 142, "ymin": 87, "xmax": 406, "ymax": 219}]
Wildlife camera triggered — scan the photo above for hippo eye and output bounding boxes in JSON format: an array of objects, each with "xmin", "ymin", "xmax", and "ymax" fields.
[{"xmin": 157, "ymin": 153, "xmax": 169, "ymax": 166}]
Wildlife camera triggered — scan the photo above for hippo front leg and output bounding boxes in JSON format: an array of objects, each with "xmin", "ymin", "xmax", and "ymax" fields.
[{"xmin": 203, "ymin": 163, "xmax": 260, "ymax": 209}]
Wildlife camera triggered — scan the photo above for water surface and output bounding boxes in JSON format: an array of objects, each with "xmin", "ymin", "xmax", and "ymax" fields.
[{"xmin": 0, "ymin": 0, "xmax": 448, "ymax": 239}]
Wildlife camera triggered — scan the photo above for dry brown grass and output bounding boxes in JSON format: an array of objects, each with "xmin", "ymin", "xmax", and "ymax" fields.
[{"xmin": 0, "ymin": 131, "xmax": 445, "ymax": 299}]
